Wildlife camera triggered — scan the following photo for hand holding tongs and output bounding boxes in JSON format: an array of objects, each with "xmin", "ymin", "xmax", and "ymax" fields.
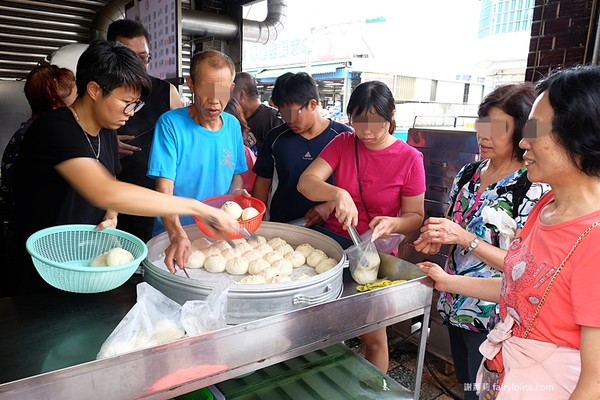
[{"xmin": 207, "ymin": 216, "xmax": 258, "ymax": 247}]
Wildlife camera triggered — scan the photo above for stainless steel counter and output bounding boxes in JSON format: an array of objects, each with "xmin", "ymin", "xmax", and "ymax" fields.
[{"xmin": 0, "ymin": 267, "xmax": 432, "ymax": 400}]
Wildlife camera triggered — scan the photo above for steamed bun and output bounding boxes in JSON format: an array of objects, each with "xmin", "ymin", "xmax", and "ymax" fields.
[
  {"xmin": 221, "ymin": 201, "xmax": 243, "ymax": 219},
  {"xmin": 315, "ymin": 257, "xmax": 338, "ymax": 274},
  {"xmin": 225, "ymin": 257, "xmax": 249, "ymax": 275},
  {"xmin": 267, "ymin": 237, "xmax": 287, "ymax": 249},
  {"xmin": 106, "ymin": 247, "xmax": 135, "ymax": 266},
  {"xmin": 268, "ymin": 275, "xmax": 292, "ymax": 284},
  {"xmin": 275, "ymin": 244, "xmax": 294, "ymax": 256},
  {"xmin": 272, "ymin": 259, "xmax": 293, "ymax": 276},
  {"xmin": 237, "ymin": 274, "xmax": 267, "ymax": 285},
  {"xmin": 295, "ymin": 243, "xmax": 315, "ymax": 258},
  {"xmin": 306, "ymin": 249, "xmax": 328, "ymax": 268},
  {"xmin": 263, "ymin": 251, "xmax": 284, "ymax": 264},
  {"xmin": 91, "ymin": 252, "xmax": 109, "ymax": 267},
  {"xmin": 204, "ymin": 254, "xmax": 227, "ymax": 273},
  {"xmin": 241, "ymin": 207, "xmax": 260, "ymax": 221},
  {"xmin": 248, "ymin": 258, "xmax": 271, "ymax": 275},
  {"xmin": 284, "ymin": 250, "xmax": 306, "ymax": 268},
  {"xmin": 186, "ymin": 251, "xmax": 206, "ymax": 269}
]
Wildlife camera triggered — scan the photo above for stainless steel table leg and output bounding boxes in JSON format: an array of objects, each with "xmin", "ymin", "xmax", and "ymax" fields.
[{"xmin": 413, "ymin": 305, "xmax": 431, "ymax": 400}]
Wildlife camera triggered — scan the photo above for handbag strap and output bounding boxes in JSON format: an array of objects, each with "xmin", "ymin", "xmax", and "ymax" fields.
[
  {"xmin": 523, "ymin": 220, "xmax": 600, "ymax": 338},
  {"xmin": 354, "ymin": 135, "xmax": 373, "ymax": 221}
]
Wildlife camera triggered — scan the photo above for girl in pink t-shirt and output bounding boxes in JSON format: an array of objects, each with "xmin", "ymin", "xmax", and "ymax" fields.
[{"xmin": 298, "ymin": 81, "xmax": 426, "ymax": 373}]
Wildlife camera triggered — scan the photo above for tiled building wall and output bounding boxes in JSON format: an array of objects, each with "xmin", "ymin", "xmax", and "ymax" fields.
[{"xmin": 526, "ymin": 0, "xmax": 597, "ymax": 81}]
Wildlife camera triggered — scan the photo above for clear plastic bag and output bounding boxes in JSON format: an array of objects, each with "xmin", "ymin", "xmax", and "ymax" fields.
[
  {"xmin": 97, "ymin": 282, "xmax": 185, "ymax": 359},
  {"xmin": 346, "ymin": 238, "xmax": 381, "ymax": 285},
  {"xmin": 181, "ymin": 279, "xmax": 229, "ymax": 337},
  {"xmin": 360, "ymin": 230, "xmax": 405, "ymax": 254},
  {"xmin": 97, "ymin": 281, "xmax": 231, "ymax": 359}
]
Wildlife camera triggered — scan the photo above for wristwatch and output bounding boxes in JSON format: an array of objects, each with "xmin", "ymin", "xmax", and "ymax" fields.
[{"xmin": 467, "ymin": 237, "xmax": 480, "ymax": 252}]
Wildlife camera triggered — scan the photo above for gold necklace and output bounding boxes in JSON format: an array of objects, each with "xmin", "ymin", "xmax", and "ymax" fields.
[{"xmin": 70, "ymin": 106, "xmax": 101, "ymax": 161}]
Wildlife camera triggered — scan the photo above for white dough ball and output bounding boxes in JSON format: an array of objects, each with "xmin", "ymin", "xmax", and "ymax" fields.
[
  {"xmin": 263, "ymin": 251, "xmax": 284, "ymax": 264},
  {"xmin": 272, "ymin": 258, "xmax": 293, "ymax": 276},
  {"xmin": 260, "ymin": 265, "xmax": 282, "ymax": 280},
  {"xmin": 151, "ymin": 319, "xmax": 185, "ymax": 344},
  {"xmin": 248, "ymin": 258, "xmax": 271, "ymax": 275},
  {"xmin": 204, "ymin": 254, "xmax": 227, "ymax": 273},
  {"xmin": 292, "ymin": 273, "xmax": 311, "ymax": 281},
  {"xmin": 235, "ymin": 242, "xmax": 253, "ymax": 254},
  {"xmin": 225, "ymin": 257, "xmax": 249, "ymax": 275},
  {"xmin": 268, "ymin": 275, "xmax": 292, "ymax": 284},
  {"xmin": 315, "ymin": 257, "xmax": 338, "ymax": 274},
  {"xmin": 306, "ymin": 249, "xmax": 328, "ymax": 268},
  {"xmin": 103, "ymin": 340, "xmax": 136, "ymax": 357},
  {"xmin": 352, "ymin": 267, "xmax": 378, "ymax": 284},
  {"xmin": 255, "ymin": 243, "xmax": 274, "ymax": 255},
  {"xmin": 275, "ymin": 243, "xmax": 294, "ymax": 256},
  {"xmin": 91, "ymin": 252, "xmax": 109, "ymax": 267},
  {"xmin": 187, "ymin": 251, "xmax": 206, "ymax": 269},
  {"xmin": 106, "ymin": 247, "xmax": 135, "ymax": 266},
  {"xmin": 221, "ymin": 201, "xmax": 243, "ymax": 219},
  {"xmin": 232, "ymin": 238, "xmax": 248, "ymax": 246},
  {"xmin": 295, "ymin": 243, "xmax": 316, "ymax": 258},
  {"xmin": 241, "ymin": 207, "xmax": 260, "ymax": 221},
  {"xmin": 237, "ymin": 274, "xmax": 267, "ymax": 285},
  {"xmin": 220, "ymin": 248, "xmax": 239, "ymax": 261},
  {"xmin": 284, "ymin": 250, "xmax": 306, "ymax": 268},
  {"xmin": 214, "ymin": 240, "xmax": 233, "ymax": 251},
  {"xmin": 242, "ymin": 249, "xmax": 263, "ymax": 262},
  {"xmin": 248, "ymin": 236, "xmax": 267, "ymax": 247},
  {"xmin": 201, "ymin": 246, "xmax": 221, "ymax": 257},
  {"xmin": 191, "ymin": 237, "xmax": 212, "ymax": 250},
  {"xmin": 267, "ymin": 237, "xmax": 287, "ymax": 249}
]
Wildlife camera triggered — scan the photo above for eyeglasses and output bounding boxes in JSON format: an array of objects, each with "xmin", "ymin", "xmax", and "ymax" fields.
[
  {"xmin": 102, "ymin": 86, "xmax": 145, "ymax": 114},
  {"xmin": 279, "ymin": 101, "xmax": 308, "ymax": 123},
  {"xmin": 138, "ymin": 52, "xmax": 151, "ymax": 65}
]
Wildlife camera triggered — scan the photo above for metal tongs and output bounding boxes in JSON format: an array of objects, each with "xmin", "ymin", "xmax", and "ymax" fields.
[
  {"xmin": 348, "ymin": 225, "xmax": 362, "ymax": 246},
  {"xmin": 207, "ymin": 216, "xmax": 258, "ymax": 248}
]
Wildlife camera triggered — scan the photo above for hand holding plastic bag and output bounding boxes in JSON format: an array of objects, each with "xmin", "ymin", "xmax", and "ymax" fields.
[{"xmin": 360, "ymin": 230, "xmax": 405, "ymax": 254}]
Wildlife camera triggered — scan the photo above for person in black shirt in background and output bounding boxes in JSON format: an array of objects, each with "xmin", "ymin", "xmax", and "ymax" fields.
[
  {"xmin": 231, "ymin": 72, "xmax": 282, "ymax": 152},
  {"xmin": 107, "ymin": 19, "xmax": 182, "ymax": 242}
]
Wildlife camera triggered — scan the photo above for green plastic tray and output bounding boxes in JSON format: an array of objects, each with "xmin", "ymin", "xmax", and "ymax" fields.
[{"xmin": 215, "ymin": 343, "xmax": 412, "ymax": 399}]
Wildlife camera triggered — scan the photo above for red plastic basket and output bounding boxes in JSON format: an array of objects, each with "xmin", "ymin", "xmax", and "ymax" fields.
[{"xmin": 193, "ymin": 195, "xmax": 266, "ymax": 240}]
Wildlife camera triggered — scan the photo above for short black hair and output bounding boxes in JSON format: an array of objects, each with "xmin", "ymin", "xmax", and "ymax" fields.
[
  {"xmin": 271, "ymin": 72, "xmax": 319, "ymax": 108},
  {"xmin": 536, "ymin": 65, "xmax": 600, "ymax": 177},
  {"xmin": 107, "ymin": 19, "xmax": 150, "ymax": 43},
  {"xmin": 478, "ymin": 83, "xmax": 536, "ymax": 161},
  {"xmin": 233, "ymin": 72, "xmax": 259, "ymax": 98},
  {"xmin": 76, "ymin": 40, "xmax": 152, "ymax": 98},
  {"xmin": 346, "ymin": 80, "xmax": 396, "ymax": 134}
]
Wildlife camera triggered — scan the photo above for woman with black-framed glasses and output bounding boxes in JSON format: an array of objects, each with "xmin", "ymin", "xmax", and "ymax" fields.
[{"xmin": 9, "ymin": 40, "xmax": 241, "ymax": 297}]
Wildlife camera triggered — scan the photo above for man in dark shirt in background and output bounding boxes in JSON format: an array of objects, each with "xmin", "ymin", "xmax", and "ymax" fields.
[
  {"xmin": 231, "ymin": 72, "xmax": 282, "ymax": 152},
  {"xmin": 107, "ymin": 19, "xmax": 182, "ymax": 242}
]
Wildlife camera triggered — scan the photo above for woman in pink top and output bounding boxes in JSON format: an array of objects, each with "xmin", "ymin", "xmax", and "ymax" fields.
[
  {"xmin": 419, "ymin": 65, "xmax": 600, "ymax": 399},
  {"xmin": 298, "ymin": 80, "xmax": 426, "ymax": 372}
]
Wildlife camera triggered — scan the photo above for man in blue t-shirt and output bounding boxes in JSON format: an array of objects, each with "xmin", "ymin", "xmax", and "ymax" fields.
[
  {"xmin": 148, "ymin": 50, "xmax": 247, "ymax": 271},
  {"xmin": 253, "ymin": 72, "xmax": 351, "ymax": 225}
]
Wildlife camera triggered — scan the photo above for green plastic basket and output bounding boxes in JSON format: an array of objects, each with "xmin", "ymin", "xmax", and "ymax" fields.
[{"xmin": 26, "ymin": 224, "xmax": 148, "ymax": 293}]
